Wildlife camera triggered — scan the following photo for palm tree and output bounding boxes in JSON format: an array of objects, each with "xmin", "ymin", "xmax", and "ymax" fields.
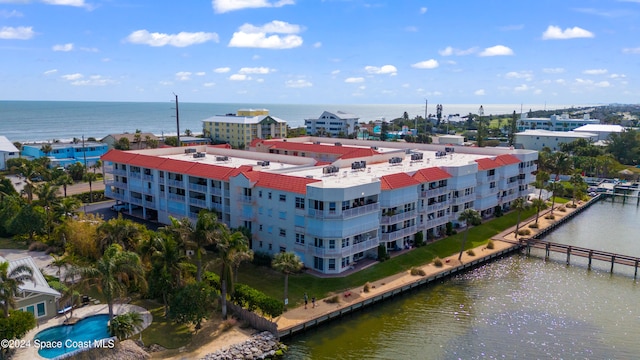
[
  {"xmin": 512, "ymin": 197, "xmax": 529, "ymax": 241},
  {"xmin": 54, "ymin": 173, "xmax": 74, "ymax": 197},
  {"xmin": 216, "ymin": 226, "xmax": 250, "ymax": 319},
  {"xmin": 534, "ymin": 171, "xmax": 550, "ymax": 225},
  {"xmin": 71, "ymin": 244, "xmax": 146, "ymax": 321},
  {"xmin": 82, "ymin": 171, "xmax": 98, "ymax": 203},
  {"xmin": 457, "ymin": 209, "xmax": 481, "ymax": 262},
  {"xmin": 91, "ymin": 159, "xmax": 102, "ymax": 175},
  {"xmin": 546, "ymin": 182, "xmax": 564, "ymax": 217},
  {"xmin": 271, "ymin": 252, "xmax": 303, "ymax": 311},
  {"xmin": 531, "ymin": 198, "xmax": 548, "ymax": 226},
  {"xmin": 49, "ymin": 254, "xmax": 68, "ymax": 278},
  {"xmin": 16, "ymin": 162, "xmax": 39, "ymax": 203},
  {"xmin": 134, "ymin": 130, "xmax": 142, "ymax": 149},
  {"xmin": 193, "ymin": 211, "xmax": 224, "ymax": 282},
  {"xmin": 140, "ymin": 234, "xmax": 187, "ymax": 316},
  {"xmin": 55, "ymin": 196, "xmax": 82, "ymax": 220},
  {"xmin": 549, "ymin": 152, "xmax": 572, "ymax": 181},
  {"xmin": 34, "ymin": 182, "xmax": 60, "ymax": 208},
  {"xmin": 97, "ymin": 215, "xmax": 144, "ymax": 252},
  {"xmin": 569, "ymin": 171, "xmax": 587, "ymax": 206},
  {"xmin": 110, "ymin": 311, "xmax": 144, "ymax": 340},
  {"xmin": 40, "ymin": 143, "xmax": 53, "ymax": 158},
  {"xmin": 0, "ymin": 261, "xmax": 34, "ymax": 317}
]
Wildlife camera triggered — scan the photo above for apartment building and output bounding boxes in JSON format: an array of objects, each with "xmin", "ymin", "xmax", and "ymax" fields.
[
  {"xmin": 101, "ymin": 137, "xmax": 537, "ymax": 275},
  {"xmin": 202, "ymin": 109, "xmax": 288, "ymax": 148},
  {"xmin": 305, "ymin": 111, "xmax": 360, "ymax": 137},
  {"xmin": 516, "ymin": 112, "xmax": 600, "ymax": 132},
  {"xmin": 21, "ymin": 141, "xmax": 108, "ymax": 168}
]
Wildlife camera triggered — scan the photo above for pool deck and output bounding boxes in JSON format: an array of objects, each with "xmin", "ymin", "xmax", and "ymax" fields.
[{"xmin": 12, "ymin": 303, "xmax": 152, "ymax": 360}]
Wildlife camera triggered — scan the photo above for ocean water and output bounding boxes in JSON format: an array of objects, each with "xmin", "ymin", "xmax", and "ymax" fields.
[{"xmin": 0, "ymin": 101, "xmax": 576, "ymax": 143}]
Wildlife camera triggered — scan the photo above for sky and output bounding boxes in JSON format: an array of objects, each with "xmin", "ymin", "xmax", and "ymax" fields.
[{"xmin": 1, "ymin": 0, "xmax": 640, "ymax": 105}]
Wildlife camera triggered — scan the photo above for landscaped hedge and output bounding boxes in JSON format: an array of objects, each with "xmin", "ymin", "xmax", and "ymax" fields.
[
  {"xmin": 231, "ymin": 283, "xmax": 283, "ymax": 318},
  {"xmin": 72, "ymin": 189, "xmax": 105, "ymax": 203}
]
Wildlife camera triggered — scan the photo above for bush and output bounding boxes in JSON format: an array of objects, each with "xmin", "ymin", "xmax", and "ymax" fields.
[
  {"xmin": 558, "ymin": 206, "xmax": 567, "ymax": 212},
  {"xmin": 363, "ymin": 282, "xmax": 371, "ymax": 293},
  {"xmin": 410, "ymin": 267, "xmax": 426, "ymax": 276},
  {"xmin": 528, "ymin": 223, "xmax": 539, "ymax": 229},
  {"xmin": 445, "ymin": 222, "xmax": 454, "ymax": 236},
  {"xmin": 252, "ymin": 251, "xmax": 273, "ymax": 268},
  {"xmin": 517, "ymin": 229, "xmax": 531, "ymax": 236},
  {"xmin": 486, "ymin": 240, "xmax": 495, "ymax": 249},
  {"xmin": 466, "ymin": 249, "xmax": 475, "ymax": 257},
  {"xmin": 433, "ymin": 257, "xmax": 444, "ymax": 267},
  {"xmin": 324, "ymin": 295, "xmax": 340, "ymax": 304},
  {"xmin": 545, "ymin": 215, "xmax": 555, "ymax": 220},
  {"xmin": 28, "ymin": 241, "xmax": 48, "ymax": 252},
  {"xmin": 414, "ymin": 231, "xmax": 425, "ymax": 247},
  {"xmin": 232, "ymin": 283, "xmax": 283, "ymax": 318},
  {"xmin": 377, "ymin": 244, "xmax": 389, "ymax": 261}
]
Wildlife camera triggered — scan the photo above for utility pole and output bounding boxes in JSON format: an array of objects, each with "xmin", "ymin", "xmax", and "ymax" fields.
[
  {"xmin": 173, "ymin": 93, "xmax": 181, "ymax": 147},
  {"xmin": 424, "ymin": 98, "xmax": 428, "ymax": 134}
]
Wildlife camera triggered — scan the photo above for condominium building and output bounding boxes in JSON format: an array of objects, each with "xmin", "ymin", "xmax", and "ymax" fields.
[
  {"xmin": 21, "ymin": 141, "xmax": 108, "ymax": 168},
  {"xmin": 202, "ymin": 109, "xmax": 288, "ymax": 148},
  {"xmin": 516, "ymin": 112, "xmax": 600, "ymax": 132},
  {"xmin": 515, "ymin": 130, "xmax": 598, "ymax": 151},
  {"xmin": 101, "ymin": 137, "xmax": 537, "ymax": 275},
  {"xmin": 305, "ymin": 111, "xmax": 360, "ymax": 137}
]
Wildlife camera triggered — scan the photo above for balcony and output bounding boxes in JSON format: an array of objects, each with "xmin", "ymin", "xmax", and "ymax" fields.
[
  {"xmin": 380, "ymin": 225, "xmax": 417, "ymax": 242},
  {"xmin": 189, "ymin": 183, "xmax": 207, "ymax": 193},
  {"xmin": 143, "ymin": 199, "xmax": 155, "ymax": 208},
  {"xmin": 112, "ymin": 169, "xmax": 127, "ymax": 176},
  {"xmin": 421, "ymin": 187, "xmax": 449, "ymax": 198},
  {"xmin": 486, "ymin": 174, "xmax": 496, "ymax": 182},
  {"xmin": 210, "ymin": 203, "xmax": 223, "ymax": 213},
  {"xmin": 423, "ymin": 217, "xmax": 448, "ymax": 229},
  {"xmin": 380, "ymin": 210, "xmax": 416, "ymax": 225},
  {"xmin": 238, "ymin": 195, "xmax": 253, "ymax": 204},
  {"xmin": 424, "ymin": 202, "xmax": 449, "ymax": 213},
  {"xmin": 308, "ymin": 202, "xmax": 380, "ymax": 220},
  {"xmin": 189, "ymin": 197, "xmax": 207, "ymax": 207},
  {"xmin": 306, "ymin": 237, "xmax": 379, "ymax": 258},
  {"xmin": 451, "ymin": 193, "xmax": 475, "ymax": 205},
  {"xmin": 130, "ymin": 172, "xmax": 142, "ymax": 179},
  {"xmin": 130, "ymin": 197, "xmax": 143, "ymax": 206},
  {"xmin": 168, "ymin": 193, "xmax": 185, "ymax": 202},
  {"xmin": 500, "ymin": 192, "xmax": 518, "ymax": 203},
  {"xmin": 210, "ymin": 187, "xmax": 222, "ymax": 196},
  {"xmin": 142, "ymin": 174, "xmax": 153, "ymax": 181},
  {"xmin": 167, "ymin": 179, "xmax": 184, "ymax": 187}
]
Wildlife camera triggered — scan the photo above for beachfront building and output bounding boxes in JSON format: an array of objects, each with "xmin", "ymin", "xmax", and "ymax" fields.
[
  {"xmin": 101, "ymin": 137, "xmax": 537, "ymax": 275},
  {"xmin": 0, "ymin": 256, "xmax": 61, "ymax": 321},
  {"xmin": 202, "ymin": 109, "xmax": 288, "ymax": 149},
  {"xmin": 21, "ymin": 141, "xmax": 108, "ymax": 168},
  {"xmin": 515, "ymin": 130, "xmax": 598, "ymax": 151},
  {"xmin": 305, "ymin": 111, "xmax": 360, "ymax": 137},
  {"xmin": 0, "ymin": 135, "xmax": 20, "ymax": 170},
  {"xmin": 573, "ymin": 124, "xmax": 626, "ymax": 142},
  {"xmin": 101, "ymin": 132, "xmax": 160, "ymax": 150},
  {"xmin": 516, "ymin": 112, "xmax": 600, "ymax": 132}
]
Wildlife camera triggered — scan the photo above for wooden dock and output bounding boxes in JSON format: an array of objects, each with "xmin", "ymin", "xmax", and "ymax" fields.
[{"xmin": 520, "ymin": 238, "xmax": 640, "ymax": 276}]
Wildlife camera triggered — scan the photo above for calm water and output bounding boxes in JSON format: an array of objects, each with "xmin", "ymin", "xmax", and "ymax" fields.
[
  {"xmin": 285, "ymin": 200, "xmax": 640, "ymax": 359},
  {"xmin": 35, "ymin": 314, "xmax": 110, "ymax": 358},
  {"xmin": 0, "ymin": 101, "xmax": 571, "ymax": 143}
]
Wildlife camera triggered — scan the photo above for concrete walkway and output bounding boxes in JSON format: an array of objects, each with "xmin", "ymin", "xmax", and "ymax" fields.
[{"xmin": 12, "ymin": 303, "xmax": 152, "ymax": 360}]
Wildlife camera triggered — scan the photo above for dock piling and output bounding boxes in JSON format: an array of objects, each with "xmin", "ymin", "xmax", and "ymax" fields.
[{"xmin": 566, "ymin": 246, "xmax": 571, "ymax": 265}]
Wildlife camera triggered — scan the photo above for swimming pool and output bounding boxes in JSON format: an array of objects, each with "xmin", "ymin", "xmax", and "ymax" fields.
[{"xmin": 35, "ymin": 314, "xmax": 113, "ymax": 359}]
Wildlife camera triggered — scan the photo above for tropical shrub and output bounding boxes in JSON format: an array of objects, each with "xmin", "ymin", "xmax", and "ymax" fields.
[
  {"xmin": 466, "ymin": 249, "xmax": 475, "ymax": 256},
  {"xmin": 517, "ymin": 229, "xmax": 531, "ymax": 236},
  {"xmin": 363, "ymin": 282, "xmax": 371, "ymax": 293},
  {"xmin": 528, "ymin": 223, "xmax": 539, "ymax": 229},
  {"xmin": 324, "ymin": 295, "xmax": 340, "ymax": 304},
  {"xmin": 410, "ymin": 267, "xmax": 426, "ymax": 276},
  {"xmin": 433, "ymin": 257, "xmax": 444, "ymax": 267},
  {"xmin": 414, "ymin": 231, "xmax": 425, "ymax": 247},
  {"xmin": 486, "ymin": 240, "xmax": 495, "ymax": 249}
]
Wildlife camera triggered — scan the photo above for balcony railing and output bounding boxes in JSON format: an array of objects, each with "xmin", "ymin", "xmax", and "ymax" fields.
[
  {"xmin": 238, "ymin": 195, "xmax": 253, "ymax": 204},
  {"xmin": 130, "ymin": 172, "xmax": 142, "ymax": 179},
  {"xmin": 424, "ymin": 202, "xmax": 448, "ymax": 213},
  {"xmin": 168, "ymin": 193, "xmax": 185, "ymax": 202},
  {"xmin": 306, "ymin": 237, "xmax": 379, "ymax": 257},
  {"xmin": 380, "ymin": 225, "xmax": 417, "ymax": 242},
  {"xmin": 142, "ymin": 174, "xmax": 153, "ymax": 181},
  {"xmin": 112, "ymin": 169, "xmax": 127, "ymax": 176},
  {"xmin": 420, "ymin": 187, "xmax": 449, "ymax": 198},
  {"xmin": 210, "ymin": 203, "xmax": 223, "ymax": 213},
  {"xmin": 423, "ymin": 216, "xmax": 448, "ymax": 230},
  {"xmin": 308, "ymin": 202, "xmax": 380, "ymax": 219},
  {"xmin": 380, "ymin": 210, "xmax": 416, "ymax": 225},
  {"xmin": 451, "ymin": 194, "xmax": 475, "ymax": 205},
  {"xmin": 189, "ymin": 198, "xmax": 207, "ymax": 207},
  {"xmin": 167, "ymin": 179, "xmax": 184, "ymax": 187},
  {"xmin": 210, "ymin": 187, "xmax": 223, "ymax": 196},
  {"xmin": 130, "ymin": 197, "xmax": 143, "ymax": 206},
  {"xmin": 189, "ymin": 183, "xmax": 208, "ymax": 193}
]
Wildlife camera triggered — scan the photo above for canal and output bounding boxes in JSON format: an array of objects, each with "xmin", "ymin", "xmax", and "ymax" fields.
[{"xmin": 284, "ymin": 200, "xmax": 640, "ymax": 359}]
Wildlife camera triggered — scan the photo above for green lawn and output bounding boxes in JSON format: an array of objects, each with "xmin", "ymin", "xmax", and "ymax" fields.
[
  {"xmin": 0, "ymin": 237, "xmax": 28, "ymax": 250},
  {"xmin": 237, "ymin": 206, "xmax": 538, "ymax": 308},
  {"xmin": 132, "ymin": 299, "xmax": 192, "ymax": 349}
]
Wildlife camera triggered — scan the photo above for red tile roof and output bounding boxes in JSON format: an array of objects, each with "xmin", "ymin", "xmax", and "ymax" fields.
[
  {"xmin": 412, "ymin": 167, "xmax": 452, "ymax": 182},
  {"xmin": 495, "ymin": 154, "xmax": 521, "ymax": 166},
  {"xmin": 475, "ymin": 158, "xmax": 500, "ymax": 171},
  {"xmin": 380, "ymin": 173, "xmax": 420, "ymax": 190},
  {"xmin": 253, "ymin": 172, "xmax": 321, "ymax": 194},
  {"xmin": 262, "ymin": 141, "xmax": 381, "ymax": 159}
]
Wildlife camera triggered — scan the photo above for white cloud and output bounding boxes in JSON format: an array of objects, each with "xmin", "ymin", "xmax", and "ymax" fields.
[
  {"xmin": 345, "ymin": 77, "xmax": 364, "ymax": 83},
  {"xmin": 411, "ymin": 59, "xmax": 439, "ymax": 69},
  {"xmin": 229, "ymin": 74, "xmax": 251, "ymax": 81},
  {"xmin": 474, "ymin": 89, "xmax": 486, "ymax": 96},
  {"xmin": 479, "ymin": 45, "xmax": 514, "ymax": 57},
  {"xmin": 556, "ymin": 79, "xmax": 566, "ymax": 84},
  {"xmin": 203, "ymin": 82, "xmax": 215, "ymax": 87},
  {"xmin": 285, "ymin": 79, "xmax": 312, "ymax": 88},
  {"xmin": 196, "ymin": 72, "xmax": 206, "ymax": 76},
  {"xmin": 505, "ymin": 71, "xmax": 533, "ymax": 80},
  {"xmin": 610, "ymin": 73, "xmax": 626, "ymax": 79},
  {"xmin": 331, "ymin": 70, "xmax": 340, "ymax": 75},
  {"xmin": 212, "ymin": 0, "xmax": 294, "ymax": 14},
  {"xmin": 43, "ymin": 69, "xmax": 58, "ymax": 76},
  {"xmin": 543, "ymin": 67, "xmax": 565, "ymax": 74},
  {"xmin": 125, "ymin": 30, "xmax": 219, "ymax": 47},
  {"xmin": 595, "ymin": 81, "xmax": 611, "ymax": 87},
  {"xmin": 542, "ymin": 25, "xmax": 594, "ymax": 40},
  {"xmin": 0, "ymin": 26, "xmax": 34, "ymax": 40},
  {"xmin": 228, "ymin": 20, "xmax": 303, "ymax": 49},
  {"xmin": 0, "ymin": 9, "xmax": 23, "ymax": 18},
  {"xmin": 438, "ymin": 46, "xmax": 477, "ymax": 56},
  {"xmin": 214, "ymin": 67, "xmax": 231, "ymax": 73},
  {"xmin": 514, "ymin": 84, "xmax": 530, "ymax": 92},
  {"xmin": 239, "ymin": 67, "xmax": 274, "ymax": 74},
  {"xmin": 622, "ymin": 47, "xmax": 640, "ymax": 54},
  {"xmin": 364, "ymin": 65, "xmax": 397, "ymax": 75},
  {"xmin": 420, "ymin": 7, "xmax": 427, "ymax": 14},
  {"xmin": 313, "ymin": 42, "xmax": 322, "ymax": 48},
  {"xmin": 175, "ymin": 71, "xmax": 192, "ymax": 81},
  {"xmin": 80, "ymin": 47, "xmax": 98, "ymax": 52},
  {"xmin": 70, "ymin": 75, "xmax": 116, "ymax": 86},
  {"xmin": 534, "ymin": 89, "xmax": 543, "ymax": 95},
  {"xmin": 61, "ymin": 73, "xmax": 83, "ymax": 81},
  {"xmin": 583, "ymin": 68, "xmax": 608, "ymax": 75},
  {"xmin": 52, "ymin": 43, "xmax": 73, "ymax": 52}
]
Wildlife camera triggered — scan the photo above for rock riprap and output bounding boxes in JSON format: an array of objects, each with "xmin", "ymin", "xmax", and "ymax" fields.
[{"xmin": 201, "ymin": 331, "xmax": 286, "ymax": 360}]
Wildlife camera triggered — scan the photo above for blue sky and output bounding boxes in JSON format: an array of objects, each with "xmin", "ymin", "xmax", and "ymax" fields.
[{"xmin": 1, "ymin": 0, "xmax": 639, "ymax": 105}]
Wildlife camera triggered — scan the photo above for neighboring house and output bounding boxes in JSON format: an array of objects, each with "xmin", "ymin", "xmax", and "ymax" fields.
[
  {"xmin": 0, "ymin": 136, "xmax": 20, "ymax": 170},
  {"xmin": 515, "ymin": 130, "xmax": 598, "ymax": 151},
  {"xmin": 437, "ymin": 135, "xmax": 465, "ymax": 145},
  {"xmin": 179, "ymin": 136, "xmax": 210, "ymax": 146},
  {"xmin": 0, "ymin": 256, "xmax": 61, "ymax": 321},
  {"xmin": 202, "ymin": 109, "xmax": 288, "ymax": 148},
  {"xmin": 516, "ymin": 112, "xmax": 600, "ymax": 132},
  {"xmin": 305, "ymin": 111, "xmax": 360, "ymax": 137},
  {"xmin": 100, "ymin": 133, "xmax": 159, "ymax": 150},
  {"xmin": 21, "ymin": 141, "xmax": 108, "ymax": 168},
  {"xmin": 573, "ymin": 124, "xmax": 626, "ymax": 142},
  {"xmin": 101, "ymin": 137, "xmax": 537, "ymax": 275}
]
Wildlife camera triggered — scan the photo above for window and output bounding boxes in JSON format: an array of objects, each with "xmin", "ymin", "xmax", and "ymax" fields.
[
  {"xmin": 329, "ymin": 202, "xmax": 336, "ymax": 213},
  {"xmin": 259, "ymin": 241, "xmax": 263, "ymax": 248},
  {"xmin": 295, "ymin": 197, "xmax": 305, "ymax": 209},
  {"xmin": 490, "ymin": 182, "xmax": 496, "ymax": 189},
  {"xmin": 295, "ymin": 233, "xmax": 305, "ymax": 244},
  {"xmin": 279, "ymin": 211, "xmax": 286, "ymax": 220},
  {"xmin": 329, "ymin": 239, "xmax": 335, "ymax": 249},
  {"xmin": 314, "ymin": 256, "xmax": 324, "ymax": 271},
  {"xmin": 342, "ymin": 257, "xmax": 350, "ymax": 267},
  {"xmin": 279, "ymin": 246, "xmax": 286, "ymax": 253},
  {"xmin": 279, "ymin": 194, "xmax": 286, "ymax": 202},
  {"xmin": 279, "ymin": 228, "xmax": 286, "ymax": 237},
  {"xmin": 259, "ymin": 224, "xmax": 263, "ymax": 231},
  {"xmin": 259, "ymin": 190, "xmax": 262, "ymax": 198},
  {"xmin": 268, "ymin": 243, "xmax": 272, "ymax": 250},
  {"xmin": 268, "ymin": 192, "xmax": 272, "ymax": 200},
  {"xmin": 314, "ymin": 238, "xmax": 324, "ymax": 247},
  {"xmin": 328, "ymin": 259, "xmax": 336, "ymax": 270},
  {"xmin": 342, "ymin": 238, "xmax": 350, "ymax": 248},
  {"xmin": 37, "ymin": 303, "xmax": 45, "ymax": 317}
]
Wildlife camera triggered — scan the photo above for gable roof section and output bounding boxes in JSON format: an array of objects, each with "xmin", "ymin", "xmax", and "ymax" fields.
[
  {"xmin": 475, "ymin": 158, "xmax": 500, "ymax": 171},
  {"xmin": 253, "ymin": 172, "xmax": 321, "ymax": 194},
  {"xmin": 3, "ymin": 256, "xmax": 61, "ymax": 298},
  {"xmin": 380, "ymin": 173, "xmax": 420, "ymax": 190},
  {"xmin": 185, "ymin": 162, "xmax": 234, "ymax": 180},
  {"xmin": 265, "ymin": 141, "xmax": 380, "ymax": 158},
  {"xmin": 412, "ymin": 167, "xmax": 452, "ymax": 182},
  {"xmin": 0, "ymin": 136, "xmax": 19, "ymax": 153},
  {"xmin": 495, "ymin": 154, "xmax": 521, "ymax": 166}
]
